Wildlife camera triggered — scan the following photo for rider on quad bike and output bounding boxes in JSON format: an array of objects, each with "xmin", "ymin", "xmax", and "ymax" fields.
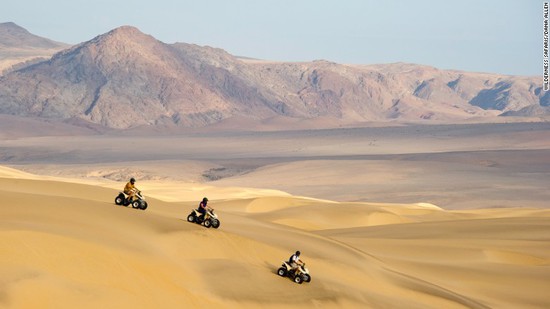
[
  {"xmin": 289, "ymin": 251, "xmax": 305, "ymax": 276},
  {"xmin": 197, "ymin": 197, "xmax": 209, "ymax": 221},
  {"xmin": 187, "ymin": 197, "xmax": 220, "ymax": 228},
  {"xmin": 124, "ymin": 178, "xmax": 139, "ymax": 202},
  {"xmin": 114, "ymin": 177, "xmax": 148, "ymax": 210},
  {"xmin": 277, "ymin": 250, "xmax": 311, "ymax": 283}
]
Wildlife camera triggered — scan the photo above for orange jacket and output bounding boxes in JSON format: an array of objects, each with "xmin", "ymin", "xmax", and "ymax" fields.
[{"xmin": 124, "ymin": 182, "xmax": 136, "ymax": 194}]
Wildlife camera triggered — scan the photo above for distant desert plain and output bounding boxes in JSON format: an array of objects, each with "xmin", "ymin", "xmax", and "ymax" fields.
[{"xmin": 1, "ymin": 120, "xmax": 550, "ymax": 309}]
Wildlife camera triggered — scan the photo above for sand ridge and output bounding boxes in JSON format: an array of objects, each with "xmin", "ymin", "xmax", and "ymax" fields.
[{"xmin": 2, "ymin": 166, "xmax": 550, "ymax": 308}]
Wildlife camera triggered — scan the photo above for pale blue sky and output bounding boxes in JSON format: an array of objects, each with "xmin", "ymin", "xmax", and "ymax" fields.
[{"xmin": 1, "ymin": 0, "xmax": 541, "ymax": 76}]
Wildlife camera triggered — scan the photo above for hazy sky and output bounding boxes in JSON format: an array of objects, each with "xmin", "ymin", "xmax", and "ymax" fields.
[{"xmin": 1, "ymin": 0, "xmax": 541, "ymax": 76}]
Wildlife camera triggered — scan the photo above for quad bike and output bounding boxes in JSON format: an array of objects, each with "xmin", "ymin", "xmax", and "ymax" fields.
[
  {"xmin": 277, "ymin": 261, "xmax": 311, "ymax": 284},
  {"xmin": 114, "ymin": 190, "xmax": 148, "ymax": 210},
  {"xmin": 187, "ymin": 208, "xmax": 220, "ymax": 228}
]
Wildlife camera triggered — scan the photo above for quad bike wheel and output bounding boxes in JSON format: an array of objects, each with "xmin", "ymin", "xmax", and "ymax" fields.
[
  {"xmin": 294, "ymin": 276, "xmax": 303, "ymax": 284},
  {"xmin": 277, "ymin": 268, "xmax": 286, "ymax": 277},
  {"xmin": 187, "ymin": 214, "xmax": 196, "ymax": 222},
  {"xmin": 132, "ymin": 200, "xmax": 141, "ymax": 209},
  {"xmin": 139, "ymin": 201, "xmax": 148, "ymax": 210},
  {"xmin": 115, "ymin": 195, "xmax": 124, "ymax": 205},
  {"xmin": 204, "ymin": 219, "xmax": 212, "ymax": 228},
  {"xmin": 303, "ymin": 274, "xmax": 311, "ymax": 282},
  {"xmin": 211, "ymin": 219, "xmax": 220, "ymax": 229}
]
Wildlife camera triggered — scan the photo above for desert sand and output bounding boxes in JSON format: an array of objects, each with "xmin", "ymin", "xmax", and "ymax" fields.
[
  {"xmin": 1, "ymin": 122, "xmax": 550, "ymax": 308},
  {"xmin": 1, "ymin": 163, "xmax": 550, "ymax": 309}
]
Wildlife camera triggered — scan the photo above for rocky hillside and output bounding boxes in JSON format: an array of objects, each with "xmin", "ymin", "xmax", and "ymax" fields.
[
  {"xmin": 0, "ymin": 25, "xmax": 546, "ymax": 129},
  {"xmin": 0, "ymin": 22, "xmax": 69, "ymax": 75}
]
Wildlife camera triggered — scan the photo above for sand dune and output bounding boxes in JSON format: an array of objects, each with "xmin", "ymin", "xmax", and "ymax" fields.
[{"xmin": 2, "ymin": 166, "xmax": 550, "ymax": 308}]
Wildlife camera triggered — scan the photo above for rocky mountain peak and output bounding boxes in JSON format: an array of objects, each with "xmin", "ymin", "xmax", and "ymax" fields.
[
  {"xmin": 92, "ymin": 26, "xmax": 155, "ymax": 45},
  {"xmin": 0, "ymin": 25, "xmax": 547, "ymax": 130},
  {"xmin": 0, "ymin": 22, "xmax": 67, "ymax": 49}
]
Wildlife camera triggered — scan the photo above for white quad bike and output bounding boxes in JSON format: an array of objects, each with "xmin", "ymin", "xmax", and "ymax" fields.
[
  {"xmin": 114, "ymin": 190, "xmax": 148, "ymax": 210},
  {"xmin": 187, "ymin": 207, "xmax": 220, "ymax": 228},
  {"xmin": 277, "ymin": 261, "xmax": 311, "ymax": 284}
]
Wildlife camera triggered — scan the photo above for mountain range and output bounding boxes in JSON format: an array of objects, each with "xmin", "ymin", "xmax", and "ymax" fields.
[
  {"xmin": 0, "ymin": 23, "xmax": 548, "ymax": 130},
  {"xmin": 0, "ymin": 22, "xmax": 69, "ymax": 75}
]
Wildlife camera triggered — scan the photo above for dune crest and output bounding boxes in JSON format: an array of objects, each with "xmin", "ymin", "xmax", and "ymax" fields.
[
  {"xmin": 0, "ymin": 165, "xmax": 38, "ymax": 179},
  {"xmin": 484, "ymin": 250, "xmax": 550, "ymax": 266},
  {"xmin": 2, "ymin": 166, "xmax": 550, "ymax": 308}
]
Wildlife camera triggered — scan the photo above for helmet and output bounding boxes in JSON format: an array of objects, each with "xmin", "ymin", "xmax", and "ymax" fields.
[
  {"xmin": 202, "ymin": 197, "xmax": 208, "ymax": 202},
  {"xmin": 296, "ymin": 251, "xmax": 301, "ymax": 256},
  {"xmin": 130, "ymin": 178, "xmax": 135, "ymax": 183}
]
